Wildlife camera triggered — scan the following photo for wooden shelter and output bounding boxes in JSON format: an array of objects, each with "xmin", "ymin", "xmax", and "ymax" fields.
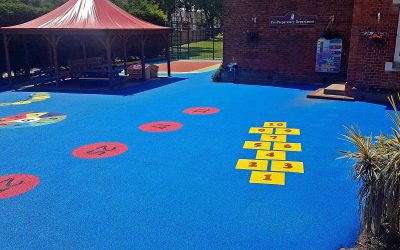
[{"xmin": 0, "ymin": 0, "xmax": 173, "ymax": 87}]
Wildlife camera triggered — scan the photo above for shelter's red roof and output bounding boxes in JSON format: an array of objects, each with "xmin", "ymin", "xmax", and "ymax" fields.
[{"xmin": 1, "ymin": 0, "xmax": 170, "ymax": 31}]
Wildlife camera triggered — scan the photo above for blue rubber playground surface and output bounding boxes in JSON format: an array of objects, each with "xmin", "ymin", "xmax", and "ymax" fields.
[{"xmin": 0, "ymin": 70, "xmax": 394, "ymax": 249}]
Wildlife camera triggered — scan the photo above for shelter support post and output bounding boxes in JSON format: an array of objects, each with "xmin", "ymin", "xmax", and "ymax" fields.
[
  {"xmin": 44, "ymin": 35, "xmax": 62, "ymax": 87},
  {"xmin": 140, "ymin": 35, "xmax": 147, "ymax": 81},
  {"xmin": 121, "ymin": 35, "xmax": 130, "ymax": 76},
  {"xmin": 99, "ymin": 35, "xmax": 115, "ymax": 89},
  {"xmin": 81, "ymin": 40, "xmax": 87, "ymax": 67},
  {"xmin": 2, "ymin": 34, "xmax": 12, "ymax": 87},
  {"xmin": 162, "ymin": 33, "xmax": 171, "ymax": 77},
  {"xmin": 23, "ymin": 36, "xmax": 30, "ymax": 77}
]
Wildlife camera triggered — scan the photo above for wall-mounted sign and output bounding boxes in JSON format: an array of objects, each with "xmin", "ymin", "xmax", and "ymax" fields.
[
  {"xmin": 315, "ymin": 38, "xmax": 343, "ymax": 73},
  {"xmin": 269, "ymin": 12, "xmax": 317, "ymax": 27}
]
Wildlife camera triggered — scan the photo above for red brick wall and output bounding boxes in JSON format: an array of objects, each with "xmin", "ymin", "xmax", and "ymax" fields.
[
  {"xmin": 348, "ymin": 0, "xmax": 400, "ymax": 90},
  {"xmin": 223, "ymin": 0, "xmax": 355, "ymax": 84}
]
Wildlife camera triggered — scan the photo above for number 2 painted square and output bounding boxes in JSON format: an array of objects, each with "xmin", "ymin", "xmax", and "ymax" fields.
[{"xmin": 236, "ymin": 159, "xmax": 268, "ymax": 171}]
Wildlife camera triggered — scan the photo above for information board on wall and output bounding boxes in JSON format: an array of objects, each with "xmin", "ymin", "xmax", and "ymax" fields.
[{"xmin": 315, "ymin": 38, "xmax": 343, "ymax": 73}]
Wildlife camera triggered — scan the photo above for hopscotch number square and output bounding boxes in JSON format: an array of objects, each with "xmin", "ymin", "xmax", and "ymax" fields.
[
  {"xmin": 273, "ymin": 142, "xmax": 302, "ymax": 152},
  {"xmin": 236, "ymin": 159, "xmax": 268, "ymax": 171},
  {"xmin": 256, "ymin": 150, "xmax": 286, "ymax": 160},
  {"xmin": 275, "ymin": 128, "xmax": 301, "ymax": 135},
  {"xmin": 263, "ymin": 122, "xmax": 287, "ymax": 128},
  {"xmin": 243, "ymin": 141, "xmax": 271, "ymax": 150},
  {"xmin": 271, "ymin": 161, "xmax": 304, "ymax": 173},
  {"xmin": 249, "ymin": 171, "xmax": 285, "ymax": 185},
  {"xmin": 249, "ymin": 127, "xmax": 274, "ymax": 134},
  {"xmin": 260, "ymin": 134, "xmax": 287, "ymax": 142}
]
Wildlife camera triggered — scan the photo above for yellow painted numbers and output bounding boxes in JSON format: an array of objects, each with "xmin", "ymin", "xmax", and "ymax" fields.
[
  {"xmin": 243, "ymin": 141, "xmax": 271, "ymax": 150},
  {"xmin": 273, "ymin": 142, "xmax": 302, "ymax": 152},
  {"xmin": 256, "ymin": 150, "xmax": 286, "ymax": 160},
  {"xmin": 249, "ymin": 171, "xmax": 285, "ymax": 185},
  {"xmin": 263, "ymin": 122, "xmax": 287, "ymax": 128},
  {"xmin": 236, "ymin": 159, "xmax": 268, "ymax": 171},
  {"xmin": 237, "ymin": 121, "xmax": 304, "ymax": 186},
  {"xmin": 275, "ymin": 128, "xmax": 301, "ymax": 135},
  {"xmin": 249, "ymin": 127, "xmax": 273, "ymax": 134},
  {"xmin": 260, "ymin": 134, "xmax": 287, "ymax": 142},
  {"xmin": 271, "ymin": 161, "xmax": 304, "ymax": 174}
]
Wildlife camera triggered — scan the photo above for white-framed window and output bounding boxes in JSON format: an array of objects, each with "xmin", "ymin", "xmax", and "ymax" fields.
[
  {"xmin": 386, "ymin": 0, "xmax": 400, "ymax": 71},
  {"xmin": 394, "ymin": 2, "xmax": 400, "ymax": 62}
]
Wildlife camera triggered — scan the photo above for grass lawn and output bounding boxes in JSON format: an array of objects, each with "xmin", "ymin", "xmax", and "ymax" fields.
[{"xmin": 173, "ymin": 37, "xmax": 223, "ymax": 60}]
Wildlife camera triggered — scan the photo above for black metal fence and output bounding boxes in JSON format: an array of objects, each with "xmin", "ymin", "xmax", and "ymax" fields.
[{"xmin": 169, "ymin": 25, "xmax": 223, "ymax": 60}]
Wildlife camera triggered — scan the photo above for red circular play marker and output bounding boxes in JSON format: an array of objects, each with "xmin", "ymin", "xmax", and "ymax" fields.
[
  {"xmin": 0, "ymin": 174, "xmax": 40, "ymax": 199},
  {"xmin": 139, "ymin": 121, "xmax": 183, "ymax": 133},
  {"xmin": 72, "ymin": 142, "xmax": 128, "ymax": 159},
  {"xmin": 184, "ymin": 107, "xmax": 220, "ymax": 115}
]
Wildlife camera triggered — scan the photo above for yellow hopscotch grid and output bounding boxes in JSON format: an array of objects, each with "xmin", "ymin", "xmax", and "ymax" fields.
[{"xmin": 237, "ymin": 121, "xmax": 304, "ymax": 186}]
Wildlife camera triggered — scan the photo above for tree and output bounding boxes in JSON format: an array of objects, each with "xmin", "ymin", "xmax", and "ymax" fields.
[
  {"xmin": 0, "ymin": 1, "xmax": 43, "ymax": 27},
  {"xmin": 193, "ymin": 0, "xmax": 223, "ymax": 28},
  {"xmin": 112, "ymin": 0, "xmax": 167, "ymax": 26}
]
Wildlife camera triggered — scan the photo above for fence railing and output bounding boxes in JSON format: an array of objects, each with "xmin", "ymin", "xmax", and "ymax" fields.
[{"xmin": 170, "ymin": 27, "xmax": 223, "ymax": 60}]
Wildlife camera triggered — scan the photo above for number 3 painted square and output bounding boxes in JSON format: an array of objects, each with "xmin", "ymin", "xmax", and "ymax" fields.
[{"xmin": 271, "ymin": 161, "xmax": 304, "ymax": 173}]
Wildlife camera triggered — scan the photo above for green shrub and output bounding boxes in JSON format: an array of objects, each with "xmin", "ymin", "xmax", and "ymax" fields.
[
  {"xmin": 340, "ymin": 95, "xmax": 400, "ymax": 247},
  {"xmin": 212, "ymin": 64, "xmax": 223, "ymax": 82}
]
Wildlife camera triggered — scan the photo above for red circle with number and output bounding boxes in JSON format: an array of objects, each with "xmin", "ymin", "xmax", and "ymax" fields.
[
  {"xmin": 0, "ymin": 174, "xmax": 40, "ymax": 199},
  {"xmin": 72, "ymin": 142, "xmax": 128, "ymax": 159},
  {"xmin": 139, "ymin": 121, "xmax": 183, "ymax": 133},
  {"xmin": 184, "ymin": 107, "xmax": 220, "ymax": 115}
]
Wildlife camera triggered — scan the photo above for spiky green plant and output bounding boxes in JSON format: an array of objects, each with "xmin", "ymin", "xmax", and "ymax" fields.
[{"xmin": 340, "ymin": 95, "xmax": 400, "ymax": 243}]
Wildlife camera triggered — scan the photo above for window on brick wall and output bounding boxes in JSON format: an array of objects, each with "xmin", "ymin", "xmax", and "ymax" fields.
[
  {"xmin": 385, "ymin": 1, "xmax": 400, "ymax": 71},
  {"xmin": 395, "ymin": 6, "xmax": 400, "ymax": 62}
]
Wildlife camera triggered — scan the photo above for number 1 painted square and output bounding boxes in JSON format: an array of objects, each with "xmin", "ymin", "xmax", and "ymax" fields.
[{"xmin": 249, "ymin": 171, "xmax": 285, "ymax": 185}]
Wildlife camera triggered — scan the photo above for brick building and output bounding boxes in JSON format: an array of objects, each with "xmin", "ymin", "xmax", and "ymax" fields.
[{"xmin": 222, "ymin": 0, "xmax": 400, "ymax": 91}]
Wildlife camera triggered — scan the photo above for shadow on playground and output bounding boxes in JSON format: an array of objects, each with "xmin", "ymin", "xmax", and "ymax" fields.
[{"xmin": 9, "ymin": 77, "xmax": 187, "ymax": 96}]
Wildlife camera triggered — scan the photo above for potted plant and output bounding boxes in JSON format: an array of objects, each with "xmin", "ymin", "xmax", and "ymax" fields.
[
  {"xmin": 362, "ymin": 30, "xmax": 387, "ymax": 44},
  {"xmin": 246, "ymin": 17, "xmax": 260, "ymax": 42}
]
